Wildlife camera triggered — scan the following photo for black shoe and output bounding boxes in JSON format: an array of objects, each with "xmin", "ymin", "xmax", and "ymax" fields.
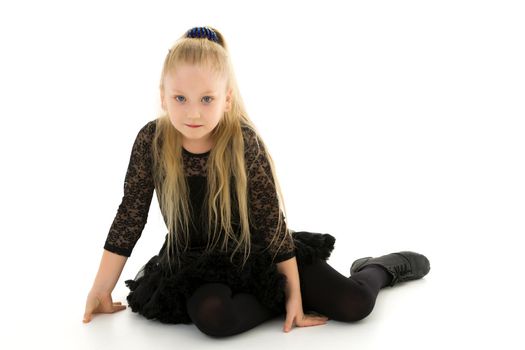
[{"xmin": 350, "ymin": 251, "xmax": 430, "ymax": 287}]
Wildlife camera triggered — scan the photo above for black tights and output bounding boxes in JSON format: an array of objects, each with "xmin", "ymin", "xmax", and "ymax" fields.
[{"xmin": 185, "ymin": 259, "xmax": 391, "ymax": 337}]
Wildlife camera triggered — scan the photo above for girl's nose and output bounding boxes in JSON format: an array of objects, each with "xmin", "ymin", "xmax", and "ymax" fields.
[{"xmin": 186, "ymin": 107, "xmax": 201, "ymax": 119}]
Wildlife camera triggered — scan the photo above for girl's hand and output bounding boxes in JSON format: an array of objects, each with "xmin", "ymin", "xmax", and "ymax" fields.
[
  {"xmin": 283, "ymin": 296, "xmax": 328, "ymax": 332},
  {"xmin": 83, "ymin": 290, "xmax": 127, "ymax": 323}
]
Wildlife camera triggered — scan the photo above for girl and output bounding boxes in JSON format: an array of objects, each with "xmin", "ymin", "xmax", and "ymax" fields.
[{"xmin": 82, "ymin": 26, "xmax": 430, "ymax": 337}]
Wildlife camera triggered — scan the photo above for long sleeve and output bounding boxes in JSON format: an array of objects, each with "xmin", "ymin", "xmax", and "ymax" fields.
[
  {"xmin": 103, "ymin": 120, "xmax": 157, "ymax": 257},
  {"xmin": 244, "ymin": 127, "xmax": 295, "ymax": 263}
]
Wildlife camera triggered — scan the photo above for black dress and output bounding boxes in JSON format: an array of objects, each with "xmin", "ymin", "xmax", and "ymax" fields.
[{"xmin": 103, "ymin": 119, "xmax": 336, "ymax": 324}]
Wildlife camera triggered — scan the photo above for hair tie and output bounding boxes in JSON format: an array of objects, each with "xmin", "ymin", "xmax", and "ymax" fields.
[{"xmin": 185, "ymin": 26, "xmax": 219, "ymax": 43}]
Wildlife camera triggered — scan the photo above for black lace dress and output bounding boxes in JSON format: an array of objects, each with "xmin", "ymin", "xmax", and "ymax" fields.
[{"xmin": 103, "ymin": 119, "xmax": 336, "ymax": 324}]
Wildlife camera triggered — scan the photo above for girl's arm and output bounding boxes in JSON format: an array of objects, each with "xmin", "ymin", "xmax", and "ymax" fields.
[
  {"xmin": 276, "ymin": 256, "xmax": 328, "ymax": 332},
  {"xmin": 83, "ymin": 249, "xmax": 128, "ymax": 323},
  {"xmin": 276, "ymin": 256, "xmax": 301, "ymax": 298},
  {"xmin": 90, "ymin": 249, "xmax": 128, "ymax": 293}
]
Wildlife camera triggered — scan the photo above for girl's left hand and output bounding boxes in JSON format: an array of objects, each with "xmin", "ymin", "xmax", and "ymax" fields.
[{"xmin": 283, "ymin": 296, "xmax": 329, "ymax": 332}]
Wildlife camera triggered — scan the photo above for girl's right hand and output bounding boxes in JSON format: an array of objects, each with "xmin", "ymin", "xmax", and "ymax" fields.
[{"xmin": 83, "ymin": 290, "xmax": 127, "ymax": 323}]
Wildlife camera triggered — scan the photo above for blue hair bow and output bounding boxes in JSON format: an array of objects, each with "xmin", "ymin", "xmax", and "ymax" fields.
[{"xmin": 186, "ymin": 26, "xmax": 219, "ymax": 43}]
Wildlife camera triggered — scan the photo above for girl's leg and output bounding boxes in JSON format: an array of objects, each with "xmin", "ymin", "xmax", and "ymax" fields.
[
  {"xmin": 298, "ymin": 258, "xmax": 391, "ymax": 322},
  {"xmin": 186, "ymin": 283, "xmax": 277, "ymax": 337},
  {"xmin": 185, "ymin": 259, "xmax": 394, "ymax": 336}
]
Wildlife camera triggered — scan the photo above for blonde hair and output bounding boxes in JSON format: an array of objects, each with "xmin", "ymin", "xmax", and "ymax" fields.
[{"xmin": 152, "ymin": 27, "xmax": 292, "ymax": 272}]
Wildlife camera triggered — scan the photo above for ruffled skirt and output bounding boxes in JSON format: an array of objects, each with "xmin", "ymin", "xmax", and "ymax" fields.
[{"xmin": 124, "ymin": 230, "xmax": 336, "ymax": 324}]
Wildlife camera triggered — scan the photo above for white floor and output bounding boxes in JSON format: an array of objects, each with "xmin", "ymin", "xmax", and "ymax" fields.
[
  {"xmin": 4, "ymin": 246, "xmax": 523, "ymax": 349},
  {"xmin": 2, "ymin": 1, "xmax": 524, "ymax": 349}
]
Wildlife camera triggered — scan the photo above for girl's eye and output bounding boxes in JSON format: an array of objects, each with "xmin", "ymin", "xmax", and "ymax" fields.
[{"xmin": 173, "ymin": 96, "xmax": 214, "ymax": 104}]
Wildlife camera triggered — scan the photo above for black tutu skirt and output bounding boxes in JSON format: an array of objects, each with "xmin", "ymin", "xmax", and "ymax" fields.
[{"xmin": 124, "ymin": 230, "xmax": 336, "ymax": 324}]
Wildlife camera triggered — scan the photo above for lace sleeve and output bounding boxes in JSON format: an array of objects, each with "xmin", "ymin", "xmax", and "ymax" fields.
[
  {"xmin": 103, "ymin": 120, "xmax": 156, "ymax": 257},
  {"xmin": 244, "ymin": 127, "xmax": 295, "ymax": 263}
]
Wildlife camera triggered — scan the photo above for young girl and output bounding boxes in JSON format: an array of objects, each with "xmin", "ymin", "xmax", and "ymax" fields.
[{"xmin": 82, "ymin": 26, "xmax": 430, "ymax": 337}]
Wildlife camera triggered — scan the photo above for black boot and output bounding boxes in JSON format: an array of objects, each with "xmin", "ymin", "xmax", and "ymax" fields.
[{"xmin": 350, "ymin": 251, "xmax": 430, "ymax": 287}]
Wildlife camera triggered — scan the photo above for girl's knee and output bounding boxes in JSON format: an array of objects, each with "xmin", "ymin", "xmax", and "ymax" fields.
[
  {"xmin": 186, "ymin": 284, "xmax": 240, "ymax": 337},
  {"xmin": 335, "ymin": 287, "xmax": 376, "ymax": 323}
]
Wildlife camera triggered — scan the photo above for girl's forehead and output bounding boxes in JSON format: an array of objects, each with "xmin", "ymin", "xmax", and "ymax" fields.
[
  {"xmin": 164, "ymin": 65, "xmax": 227, "ymax": 89},
  {"xmin": 167, "ymin": 63, "xmax": 224, "ymax": 78}
]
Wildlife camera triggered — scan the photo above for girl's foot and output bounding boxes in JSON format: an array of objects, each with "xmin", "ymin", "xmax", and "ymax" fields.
[{"xmin": 350, "ymin": 251, "xmax": 430, "ymax": 286}]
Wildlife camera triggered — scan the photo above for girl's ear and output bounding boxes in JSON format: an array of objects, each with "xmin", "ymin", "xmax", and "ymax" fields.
[{"xmin": 224, "ymin": 88, "xmax": 233, "ymax": 112}]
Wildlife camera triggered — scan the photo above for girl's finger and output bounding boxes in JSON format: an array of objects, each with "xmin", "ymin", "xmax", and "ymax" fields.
[
  {"xmin": 299, "ymin": 317, "xmax": 327, "ymax": 327},
  {"xmin": 308, "ymin": 314, "xmax": 328, "ymax": 321},
  {"xmin": 112, "ymin": 305, "xmax": 127, "ymax": 313},
  {"xmin": 113, "ymin": 302, "xmax": 122, "ymax": 305},
  {"xmin": 283, "ymin": 314, "xmax": 295, "ymax": 332},
  {"xmin": 83, "ymin": 298, "xmax": 99, "ymax": 323}
]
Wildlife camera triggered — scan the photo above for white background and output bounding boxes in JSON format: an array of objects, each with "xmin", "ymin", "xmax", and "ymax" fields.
[{"xmin": 1, "ymin": 0, "xmax": 523, "ymax": 349}]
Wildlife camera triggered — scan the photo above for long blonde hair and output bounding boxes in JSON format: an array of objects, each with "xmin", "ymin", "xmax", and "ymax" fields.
[{"xmin": 152, "ymin": 27, "xmax": 292, "ymax": 272}]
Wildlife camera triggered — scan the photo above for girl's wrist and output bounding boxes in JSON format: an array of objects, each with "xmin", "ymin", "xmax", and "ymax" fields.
[
  {"xmin": 284, "ymin": 283, "xmax": 302, "ymax": 298},
  {"xmin": 89, "ymin": 285, "xmax": 113, "ymax": 295}
]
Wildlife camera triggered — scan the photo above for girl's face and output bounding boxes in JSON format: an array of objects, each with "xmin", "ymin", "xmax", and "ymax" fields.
[{"xmin": 161, "ymin": 64, "xmax": 232, "ymax": 152}]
